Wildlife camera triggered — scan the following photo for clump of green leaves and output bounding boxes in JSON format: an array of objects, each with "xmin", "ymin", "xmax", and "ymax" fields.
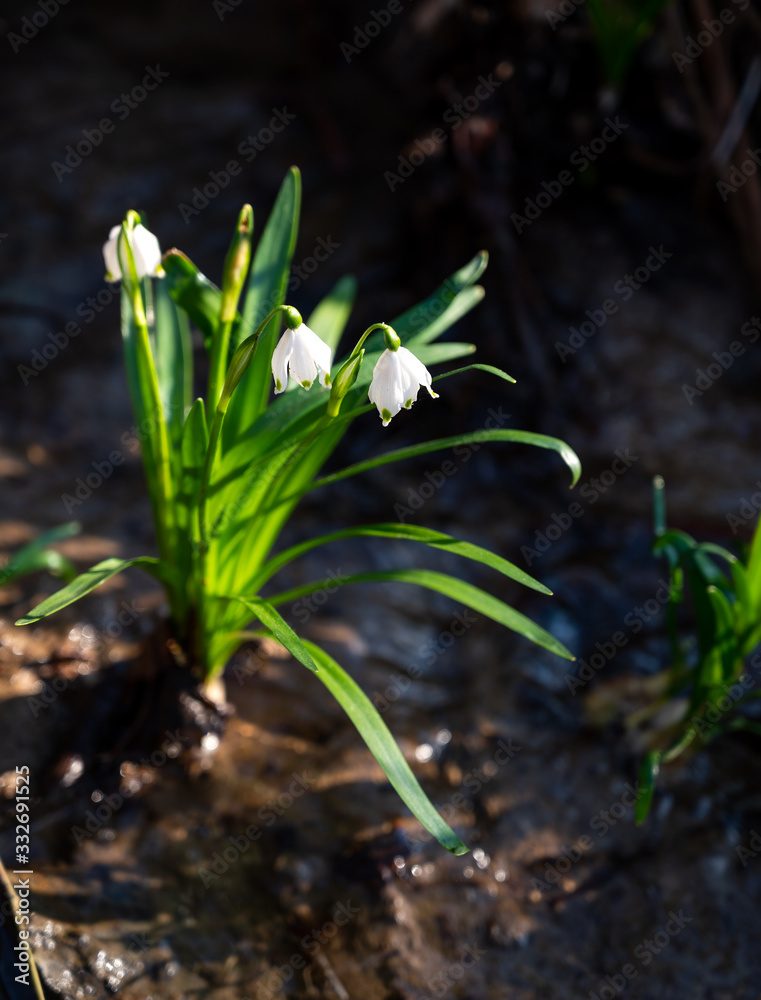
[
  {"xmin": 636, "ymin": 476, "xmax": 761, "ymax": 821},
  {"xmin": 16, "ymin": 168, "xmax": 580, "ymax": 853}
]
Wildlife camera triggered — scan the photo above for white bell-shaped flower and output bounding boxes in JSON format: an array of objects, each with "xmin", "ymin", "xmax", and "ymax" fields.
[
  {"xmin": 271, "ymin": 323, "xmax": 332, "ymax": 393},
  {"xmin": 369, "ymin": 345, "xmax": 438, "ymax": 426},
  {"xmin": 103, "ymin": 222, "xmax": 163, "ymax": 282}
]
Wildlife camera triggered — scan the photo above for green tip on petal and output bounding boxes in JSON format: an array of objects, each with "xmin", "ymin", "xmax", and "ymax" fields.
[
  {"xmin": 381, "ymin": 408, "xmax": 392, "ymax": 424},
  {"xmin": 301, "ymin": 380, "xmax": 312, "ymax": 389},
  {"xmin": 275, "ymin": 379, "xmax": 283, "ymax": 392}
]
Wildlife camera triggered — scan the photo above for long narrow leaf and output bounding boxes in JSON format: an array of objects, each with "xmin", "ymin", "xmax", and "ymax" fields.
[
  {"xmin": 15, "ymin": 557, "xmax": 173, "ymax": 626},
  {"xmin": 277, "ymin": 429, "xmax": 581, "ymax": 508},
  {"xmin": 253, "ymin": 523, "xmax": 552, "ymax": 595},
  {"xmin": 237, "ymin": 597, "xmax": 317, "ymax": 672},
  {"xmin": 433, "ymin": 363, "xmax": 516, "ymax": 384},
  {"xmin": 266, "ymin": 567, "xmax": 574, "ymax": 660},
  {"xmin": 302, "ymin": 639, "xmax": 469, "ymax": 854},
  {"xmin": 154, "ymin": 277, "xmax": 193, "ymax": 452},
  {"xmin": 226, "ymin": 167, "xmax": 301, "ymax": 435}
]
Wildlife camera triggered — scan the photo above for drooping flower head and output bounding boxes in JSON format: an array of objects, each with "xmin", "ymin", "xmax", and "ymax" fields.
[
  {"xmin": 271, "ymin": 314, "xmax": 333, "ymax": 393},
  {"xmin": 368, "ymin": 326, "xmax": 438, "ymax": 426},
  {"xmin": 103, "ymin": 216, "xmax": 164, "ymax": 283}
]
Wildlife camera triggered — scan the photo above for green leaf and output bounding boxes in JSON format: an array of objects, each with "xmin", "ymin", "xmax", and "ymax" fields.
[
  {"xmin": 254, "ymin": 522, "xmax": 552, "ymax": 595},
  {"xmin": 302, "ymin": 639, "xmax": 469, "ymax": 854},
  {"xmin": 226, "ymin": 167, "xmax": 301, "ymax": 434},
  {"xmin": 635, "ymin": 750, "xmax": 662, "ymax": 824},
  {"xmin": 237, "ymin": 597, "xmax": 317, "ymax": 672},
  {"xmin": 176, "ymin": 399, "xmax": 209, "ymax": 550},
  {"xmin": 15, "ymin": 556, "xmax": 172, "ymax": 626},
  {"xmin": 307, "ymin": 275, "xmax": 357, "ymax": 354},
  {"xmin": 0, "ymin": 523, "xmax": 80, "ymax": 587},
  {"xmin": 163, "ymin": 250, "xmax": 239, "ymax": 352},
  {"xmin": 706, "ymin": 585, "xmax": 739, "ymax": 683},
  {"xmin": 267, "ymin": 567, "xmax": 574, "ymax": 660},
  {"xmin": 433, "ymin": 362, "xmax": 516, "ymax": 384},
  {"xmin": 303, "ymin": 428, "xmax": 581, "ymax": 497},
  {"xmin": 154, "ymin": 277, "xmax": 193, "ymax": 452}
]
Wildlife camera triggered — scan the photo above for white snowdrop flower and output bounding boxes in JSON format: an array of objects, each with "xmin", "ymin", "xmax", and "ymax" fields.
[
  {"xmin": 271, "ymin": 322, "xmax": 332, "ymax": 393},
  {"xmin": 103, "ymin": 222, "xmax": 164, "ymax": 282},
  {"xmin": 368, "ymin": 327, "xmax": 438, "ymax": 426}
]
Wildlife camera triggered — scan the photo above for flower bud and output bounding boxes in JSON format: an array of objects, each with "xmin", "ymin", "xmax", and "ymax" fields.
[
  {"xmin": 327, "ymin": 350, "xmax": 364, "ymax": 418},
  {"xmin": 220, "ymin": 204, "xmax": 253, "ymax": 322}
]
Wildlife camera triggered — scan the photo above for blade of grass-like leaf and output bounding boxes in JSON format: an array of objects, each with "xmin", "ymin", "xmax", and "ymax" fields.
[
  {"xmin": 706, "ymin": 585, "xmax": 739, "ymax": 683},
  {"xmin": 154, "ymin": 277, "xmax": 193, "ymax": 452},
  {"xmin": 746, "ymin": 512, "xmax": 761, "ymax": 617},
  {"xmin": 253, "ymin": 522, "xmax": 552, "ymax": 595},
  {"xmin": 176, "ymin": 399, "xmax": 208, "ymax": 558},
  {"xmin": 307, "ymin": 275, "xmax": 357, "ymax": 354},
  {"xmin": 635, "ymin": 750, "xmax": 662, "ymax": 824},
  {"xmin": 266, "ymin": 568, "xmax": 574, "ymax": 660},
  {"xmin": 15, "ymin": 556, "xmax": 174, "ymax": 626},
  {"xmin": 275, "ymin": 429, "xmax": 581, "ymax": 509},
  {"xmin": 226, "ymin": 167, "xmax": 301, "ymax": 435},
  {"xmin": 301, "ymin": 639, "xmax": 469, "ymax": 854},
  {"xmin": 218, "ymin": 425, "xmax": 580, "ymax": 598},
  {"xmin": 1, "ymin": 522, "xmax": 80, "ymax": 585},
  {"xmin": 432, "ymin": 363, "xmax": 515, "ymax": 384},
  {"xmin": 237, "ymin": 597, "xmax": 317, "ymax": 672}
]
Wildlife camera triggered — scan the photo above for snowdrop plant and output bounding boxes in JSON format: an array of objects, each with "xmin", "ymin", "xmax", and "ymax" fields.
[{"xmin": 17, "ymin": 168, "xmax": 580, "ymax": 853}]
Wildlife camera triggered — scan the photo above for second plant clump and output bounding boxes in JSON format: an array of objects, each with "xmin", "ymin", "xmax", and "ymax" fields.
[{"xmin": 17, "ymin": 167, "xmax": 580, "ymax": 853}]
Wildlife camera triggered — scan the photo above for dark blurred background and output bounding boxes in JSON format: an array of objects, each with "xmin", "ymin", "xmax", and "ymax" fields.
[{"xmin": 1, "ymin": 0, "xmax": 760, "ymax": 575}]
